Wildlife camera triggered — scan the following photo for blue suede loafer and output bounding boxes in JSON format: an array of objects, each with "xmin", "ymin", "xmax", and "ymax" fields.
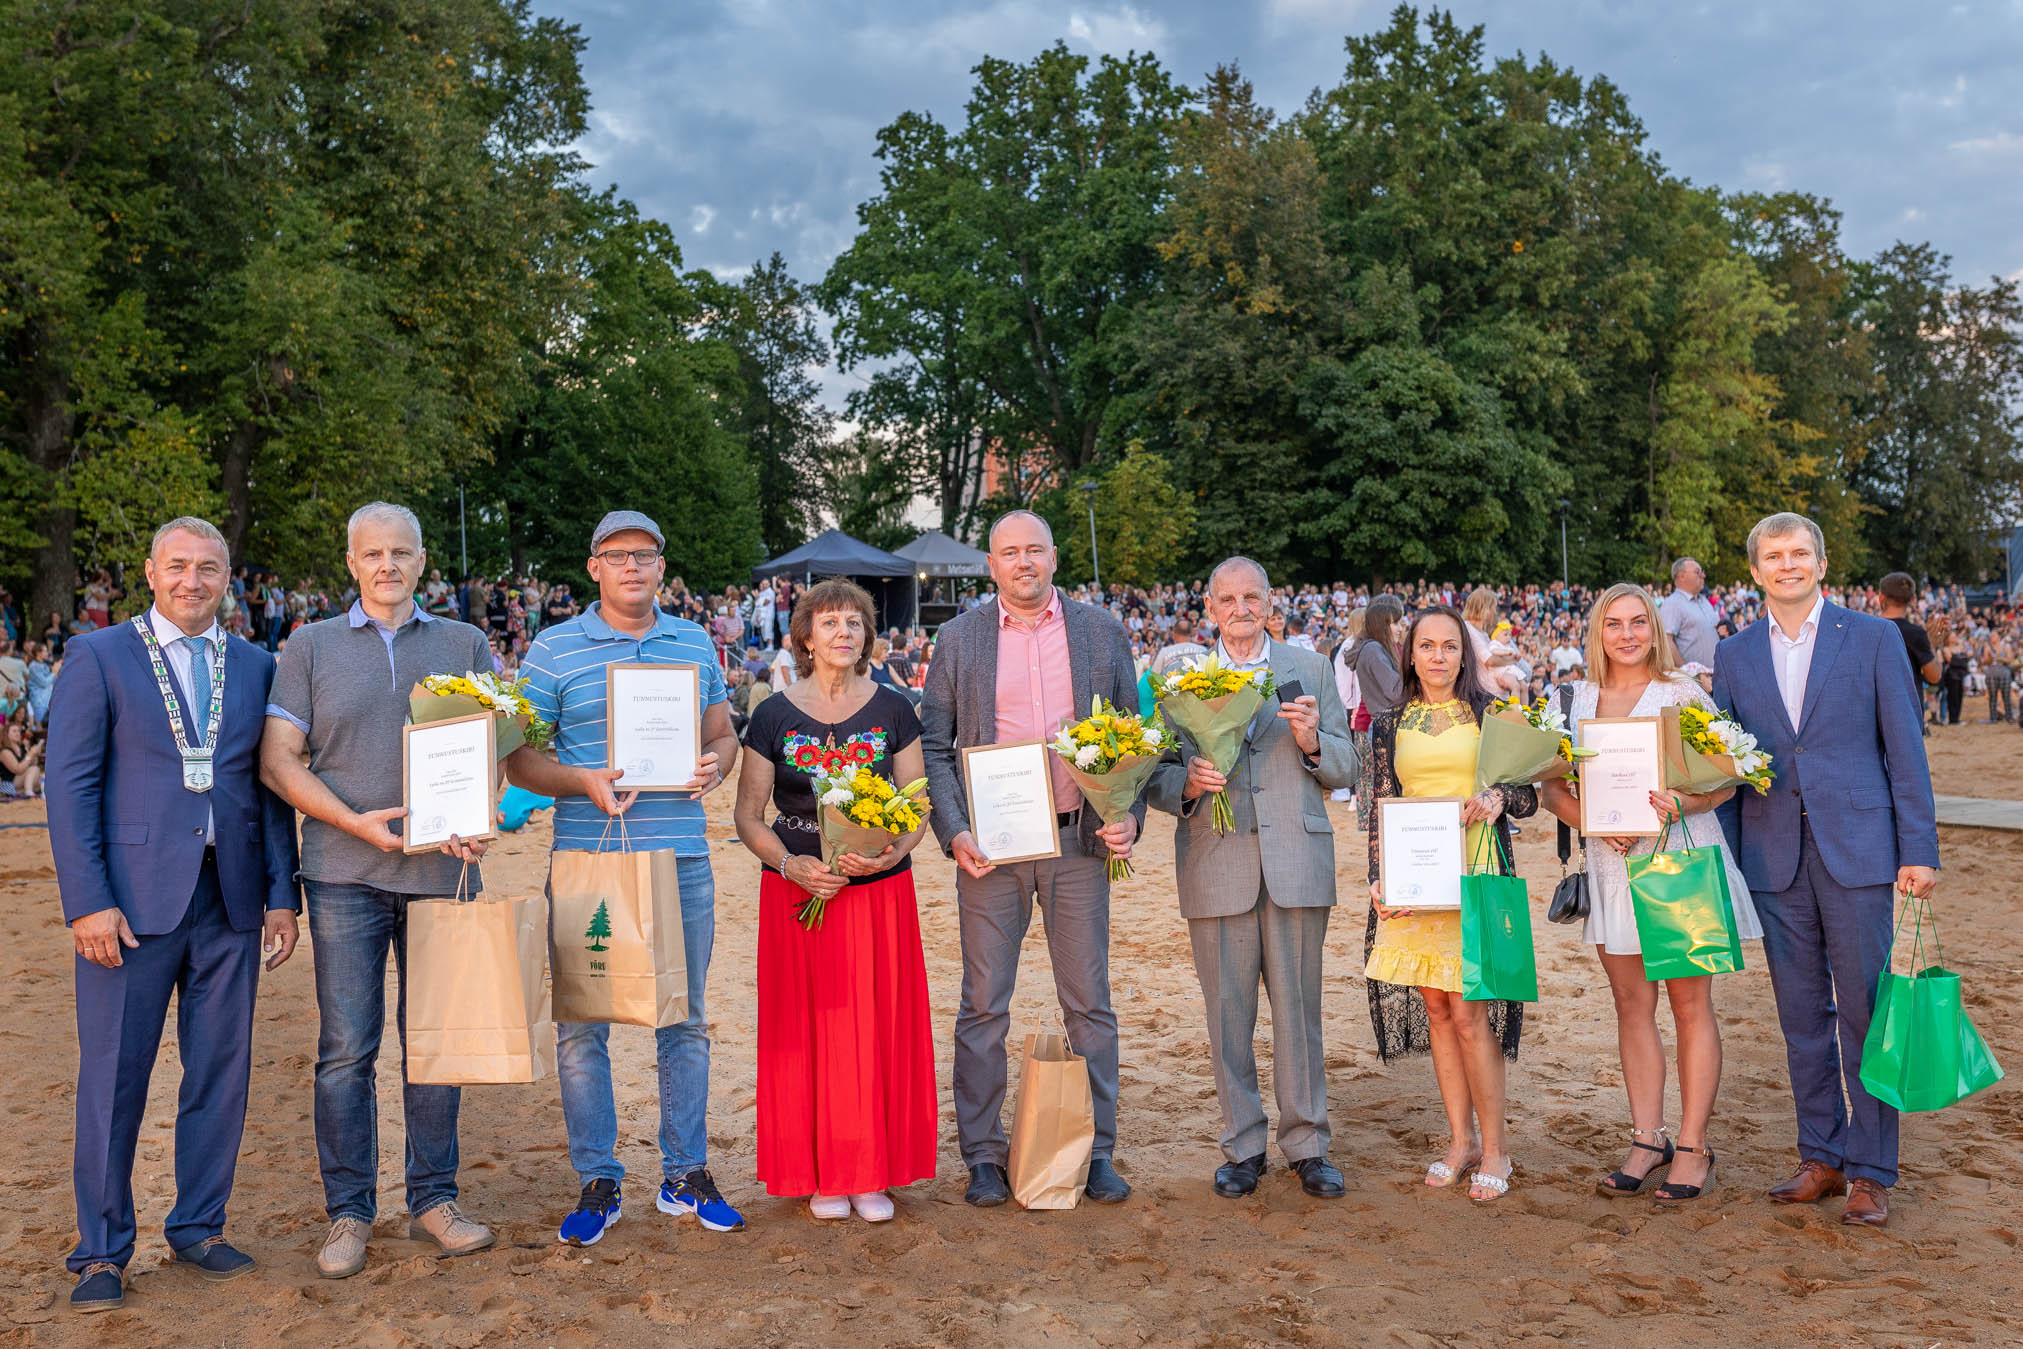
[
  {"xmin": 172, "ymin": 1235, "xmax": 256, "ymax": 1281},
  {"xmin": 70, "ymin": 1263, "xmax": 124, "ymax": 1313}
]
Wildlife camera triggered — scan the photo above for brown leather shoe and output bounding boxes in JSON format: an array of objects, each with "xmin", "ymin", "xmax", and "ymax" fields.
[
  {"xmin": 1767, "ymin": 1159, "xmax": 1847, "ymax": 1204},
  {"xmin": 1842, "ymin": 1178, "xmax": 1889, "ymax": 1227}
]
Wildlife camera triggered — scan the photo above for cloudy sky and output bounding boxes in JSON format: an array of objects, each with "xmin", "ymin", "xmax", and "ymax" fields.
[{"xmin": 546, "ymin": 0, "xmax": 2023, "ymax": 364}]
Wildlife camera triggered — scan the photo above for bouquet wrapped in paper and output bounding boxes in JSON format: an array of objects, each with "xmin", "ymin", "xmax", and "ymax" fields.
[
  {"xmin": 1474, "ymin": 694, "xmax": 1593, "ymax": 792},
  {"xmin": 1154, "ymin": 656, "xmax": 1274, "ymax": 835},
  {"xmin": 1049, "ymin": 695, "xmax": 1168, "ymax": 881},
  {"xmin": 1663, "ymin": 704, "xmax": 1775, "ymax": 795},
  {"xmin": 411, "ymin": 670, "xmax": 555, "ymax": 759},
  {"xmin": 807, "ymin": 766, "xmax": 929, "ymax": 927}
]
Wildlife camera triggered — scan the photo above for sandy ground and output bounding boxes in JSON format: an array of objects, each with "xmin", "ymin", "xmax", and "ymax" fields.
[{"xmin": 0, "ymin": 721, "xmax": 2018, "ymax": 1348}]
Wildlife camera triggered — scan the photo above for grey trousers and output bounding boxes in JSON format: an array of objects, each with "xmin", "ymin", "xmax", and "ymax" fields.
[
  {"xmin": 953, "ymin": 826, "xmax": 1119, "ymax": 1166},
  {"xmin": 1188, "ymin": 888, "xmax": 1332, "ymax": 1164}
]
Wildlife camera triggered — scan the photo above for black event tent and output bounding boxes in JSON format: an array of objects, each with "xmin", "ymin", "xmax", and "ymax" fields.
[
  {"xmin": 893, "ymin": 529, "xmax": 989, "ymax": 577},
  {"xmin": 751, "ymin": 529, "xmax": 915, "ymax": 631}
]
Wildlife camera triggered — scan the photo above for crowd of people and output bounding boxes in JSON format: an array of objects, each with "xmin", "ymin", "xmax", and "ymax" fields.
[{"xmin": 10, "ymin": 544, "xmax": 2016, "ymax": 809}]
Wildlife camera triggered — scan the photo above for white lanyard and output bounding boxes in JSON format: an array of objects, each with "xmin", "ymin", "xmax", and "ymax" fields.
[{"xmin": 131, "ymin": 615, "xmax": 226, "ymax": 792}]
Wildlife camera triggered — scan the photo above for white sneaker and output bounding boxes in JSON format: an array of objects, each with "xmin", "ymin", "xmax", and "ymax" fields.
[
  {"xmin": 1331, "ymin": 788, "xmax": 1354, "ymax": 803},
  {"xmin": 317, "ymin": 1216, "xmax": 372, "ymax": 1279},
  {"xmin": 850, "ymin": 1191, "xmax": 895, "ymax": 1222},
  {"xmin": 808, "ymin": 1193, "xmax": 851, "ymax": 1220}
]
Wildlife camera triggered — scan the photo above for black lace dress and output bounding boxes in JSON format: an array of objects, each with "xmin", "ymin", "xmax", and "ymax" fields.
[{"xmin": 1363, "ymin": 695, "xmax": 1536, "ymax": 1063}]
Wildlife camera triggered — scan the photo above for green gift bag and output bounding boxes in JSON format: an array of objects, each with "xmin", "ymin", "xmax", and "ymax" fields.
[
  {"xmin": 1860, "ymin": 892, "xmax": 2005, "ymax": 1112},
  {"xmin": 1625, "ymin": 811, "xmax": 1744, "ymax": 981},
  {"xmin": 1462, "ymin": 829, "xmax": 1538, "ymax": 1003}
]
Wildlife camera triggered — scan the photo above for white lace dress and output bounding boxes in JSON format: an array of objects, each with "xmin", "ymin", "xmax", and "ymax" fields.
[{"xmin": 1569, "ymin": 676, "xmax": 1764, "ymax": 956}]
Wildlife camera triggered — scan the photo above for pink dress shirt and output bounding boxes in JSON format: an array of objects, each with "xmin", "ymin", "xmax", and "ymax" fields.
[{"xmin": 995, "ymin": 589, "xmax": 1081, "ymax": 811}]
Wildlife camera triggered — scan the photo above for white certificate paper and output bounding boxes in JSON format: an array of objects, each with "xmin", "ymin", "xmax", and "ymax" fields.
[
  {"xmin": 607, "ymin": 663, "xmax": 701, "ymax": 791},
  {"xmin": 1378, "ymin": 797, "xmax": 1465, "ymax": 910},
  {"xmin": 403, "ymin": 713, "xmax": 497, "ymax": 854},
  {"xmin": 1579, "ymin": 717, "xmax": 1664, "ymax": 836},
  {"xmin": 962, "ymin": 740, "xmax": 1061, "ymax": 865}
]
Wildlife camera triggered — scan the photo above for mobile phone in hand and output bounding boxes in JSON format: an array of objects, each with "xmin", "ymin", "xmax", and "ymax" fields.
[{"xmin": 1277, "ymin": 679, "xmax": 1305, "ymax": 705}]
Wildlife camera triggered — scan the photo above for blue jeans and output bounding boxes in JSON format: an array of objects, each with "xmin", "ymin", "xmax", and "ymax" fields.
[
  {"xmin": 305, "ymin": 881, "xmax": 462, "ymax": 1222},
  {"xmin": 555, "ymin": 854, "xmax": 716, "ymax": 1186}
]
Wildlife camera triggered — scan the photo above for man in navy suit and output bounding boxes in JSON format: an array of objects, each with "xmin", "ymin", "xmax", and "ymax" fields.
[
  {"xmin": 45, "ymin": 517, "xmax": 301, "ymax": 1312},
  {"xmin": 1712, "ymin": 512, "xmax": 1938, "ymax": 1230}
]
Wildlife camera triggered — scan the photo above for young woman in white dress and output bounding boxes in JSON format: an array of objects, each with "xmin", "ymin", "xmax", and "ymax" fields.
[{"xmin": 1539, "ymin": 583, "xmax": 1762, "ymax": 1203}]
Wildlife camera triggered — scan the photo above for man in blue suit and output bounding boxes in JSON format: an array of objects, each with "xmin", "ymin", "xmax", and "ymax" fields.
[
  {"xmin": 46, "ymin": 517, "xmax": 301, "ymax": 1312},
  {"xmin": 1712, "ymin": 512, "xmax": 1939, "ymax": 1230}
]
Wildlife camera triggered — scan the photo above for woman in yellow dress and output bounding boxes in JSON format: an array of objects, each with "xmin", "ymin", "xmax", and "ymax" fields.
[{"xmin": 1365, "ymin": 605, "xmax": 1536, "ymax": 1201}]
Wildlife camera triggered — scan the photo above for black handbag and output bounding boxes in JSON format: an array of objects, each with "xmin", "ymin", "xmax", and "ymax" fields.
[{"xmin": 1546, "ymin": 683, "xmax": 1590, "ymax": 925}]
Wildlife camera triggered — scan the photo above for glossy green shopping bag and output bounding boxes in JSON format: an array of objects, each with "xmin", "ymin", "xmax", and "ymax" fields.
[
  {"xmin": 1462, "ymin": 829, "xmax": 1538, "ymax": 1003},
  {"xmin": 1860, "ymin": 892, "xmax": 2005, "ymax": 1112},
  {"xmin": 1625, "ymin": 812, "xmax": 1744, "ymax": 981}
]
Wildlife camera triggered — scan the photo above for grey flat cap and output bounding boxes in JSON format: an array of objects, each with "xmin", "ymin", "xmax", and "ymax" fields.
[{"xmin": 590, "ymin": 510, "xmax": 665, "ymax": 552}]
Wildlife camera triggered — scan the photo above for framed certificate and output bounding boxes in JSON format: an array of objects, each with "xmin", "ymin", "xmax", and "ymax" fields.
[
  {"xmin": 402, "ymin": 712, "xmax": 498, "ymax": 854},
  {"xmin": 1578, "ymin": 716, "xmax": 1664, "ymax": 836},
  {"xmin": 607, "ymin": 662, "xmax": 702, "ymax": 791},
  {"xmin": 961, "ymin": 740, "xmax": 1061, "ymax": 865},
  {"xmin": 1378, "ymin": 796, "xmax": 1465, "ymax": 910}
]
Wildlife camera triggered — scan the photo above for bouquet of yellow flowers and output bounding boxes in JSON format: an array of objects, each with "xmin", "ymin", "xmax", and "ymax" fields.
[
  {"xmin": 806, "ymin": 766, "xmax": 930, "ymax": 928},
  {"xmin": 1664, "ymin": 704, "xmax": 1775, "ymax": 795},
  {"xmin": 1049, "ymin": 694, "xmax": 1167, "ymax": 880},
  {"xmin": 411, "ymin": 670, "xmax": 554, "ymax": 758},
  {"xmin": 1474, "ymin": 693, "xmax": 1593, "ymax": 792},
  {"xmin": 1154, "ymin": 656, "xmax": 1275, "ymax": 835}
]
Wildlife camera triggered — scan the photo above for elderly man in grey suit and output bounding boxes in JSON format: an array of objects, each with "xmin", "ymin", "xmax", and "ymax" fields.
[
  {"xmin": 1147, "ymin": 556, "xmax": 1359, "ymax": 1199},
  {"xmin": 921, "ymin": 510, "xmax": 1144, "ymax": 1208}
]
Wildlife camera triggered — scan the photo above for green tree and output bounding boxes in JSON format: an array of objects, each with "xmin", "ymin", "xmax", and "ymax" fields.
[
  {"xmin": 1297, "ymin": 264, "xmax": 1564, "ymax": 583},
  {"xmin": 1055, "ymin": 441, "xmax": 1198, "ymax": 586},
  {"xmin": 709, "ymin": 253, "xmax": 833, "ymax": 559},
  {"xmin": 435, "ymin": 190, "xmax": 760, "ymax": 589},
  {"xmin": 1848, "ymin": 243, "xmax": 2023, "ymax": 580},
  {"xmin": 823, "ymin": 43, "xmax": 1186, "ymax": 527},
  {"xmin": 584, "ymin": 900, "xmax": 611, "ymax": 951},
  {"xmin": 1114, "ymin": 65, "xmax": 1339, "ymax": 580}
]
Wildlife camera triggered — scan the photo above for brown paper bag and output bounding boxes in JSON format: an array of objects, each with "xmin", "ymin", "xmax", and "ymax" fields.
[
  {"xmin": 549, "ymin": 847, "xmax": 689, "ymax": 1028},
  {"xmin": 407, "ymin": 890, "xmax": 555, "ymax": 1085},
  {"xmin": 1007, "ymin": 1032, "xmax": 1095, "ymax": 1209}
]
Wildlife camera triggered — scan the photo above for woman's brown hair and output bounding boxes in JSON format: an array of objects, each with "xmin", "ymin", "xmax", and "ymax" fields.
[{"xmin": 789, "ymin": 578, "xmax": 876, "ymax": 678}]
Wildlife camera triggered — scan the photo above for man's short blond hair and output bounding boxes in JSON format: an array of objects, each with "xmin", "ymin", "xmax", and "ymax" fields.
[
  {"xmin": 150, "ymin": 516, "xmax": 227, "ymax": 560},
  {"xmin": 1746, "ymin": 512, "xmax": 1825, "ymax": 565}
]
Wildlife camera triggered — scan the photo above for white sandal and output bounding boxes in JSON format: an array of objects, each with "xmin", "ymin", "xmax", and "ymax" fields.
[
  {"xmin": 1469, "ymin": 1160, "xmax": 1515, "ymax": 1202},
  {"xmin": 1424, "ymin": 1150, "xmax": 1481, "ymax": 1188}
]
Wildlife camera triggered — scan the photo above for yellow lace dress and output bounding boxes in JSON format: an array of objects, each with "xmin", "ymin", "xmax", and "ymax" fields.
[{"xmin": 1364, "ymin": 699, "xmax": 1485, "ymax": 994}]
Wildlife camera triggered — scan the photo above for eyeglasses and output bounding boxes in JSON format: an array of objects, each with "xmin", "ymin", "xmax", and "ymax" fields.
[{"xmin": 595, "ymin": 548, "xmax": 662, "ymax": 568}]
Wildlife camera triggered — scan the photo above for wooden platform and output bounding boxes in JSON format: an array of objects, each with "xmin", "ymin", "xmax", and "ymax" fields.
[{"xmin": 1933, "ymin": 795, "xmax": 2023, "ymax": 832}]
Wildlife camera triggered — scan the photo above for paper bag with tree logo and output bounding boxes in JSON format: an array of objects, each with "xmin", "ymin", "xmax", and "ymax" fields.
[
  {"xmin": 1007, "ymin": 1032, "xmax": 1095, "ymax": 1209},
  {"xmin": 549, "ymin": 846, "xmax": 688, "ymax": 1028},
  {"xmin": 408, "ymin": 884, "xmax": 555, "ymax": 1085}
]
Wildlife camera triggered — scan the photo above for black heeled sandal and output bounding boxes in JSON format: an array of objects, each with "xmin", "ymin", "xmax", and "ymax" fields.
[
  {"xmin": 1596, "ymin": 1127, "xmax": 1673, "ymax": 1198},
  {"xmin": 1653, "ymin": 1144, "xmax": 1716, "ymax": 1203}
]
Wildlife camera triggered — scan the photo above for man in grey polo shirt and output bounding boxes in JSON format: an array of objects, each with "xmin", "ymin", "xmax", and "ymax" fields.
[
  {"xmin": 259, "ymin": 502, "xmax": 497, "ymax": 1280},
  {"xmin": 1659, "ymin": 556, "xmax": 1719, "ymax": 671}
]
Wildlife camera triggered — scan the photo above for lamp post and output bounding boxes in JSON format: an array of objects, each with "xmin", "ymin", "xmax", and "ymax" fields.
[
  {"xmin": 1558, "ymin": 497, "xmax": 1570, "ymax": 588},
  {"xmin": 1079, "ymin": 479, "xmax": 1102, "ymax": 592},
  {"xmin": 459, "ymin": 483, "xmax": 468, "ymax": 579}
]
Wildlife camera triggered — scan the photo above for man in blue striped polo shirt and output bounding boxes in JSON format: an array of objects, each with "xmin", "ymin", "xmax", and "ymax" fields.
[{"xmin": 507, "ymin": 511, "xmax": 744, "ymax": 1244}]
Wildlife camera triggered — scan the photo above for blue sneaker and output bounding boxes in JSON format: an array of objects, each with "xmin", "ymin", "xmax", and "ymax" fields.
[
  {"xmin": 70, "ymin": 1262, "xmax": 124, "ymax": 1313},
  {"xmin": 172, "ymin": 1235, "xmax": 256, "ymax": 1281},
  {"xmin": 558, "ymin": 1179, "xmax": 621, "ymax": 1246},
  {"xmin": 657, "ymin": 1169, "xmax": 744, "ymax": 1232}
]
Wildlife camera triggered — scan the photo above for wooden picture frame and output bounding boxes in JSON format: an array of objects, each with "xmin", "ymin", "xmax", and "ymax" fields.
[
  {"xmin": 960, "ymin": 739, "xmax": 1062, "ymax": 865},
  {"xmin": 606, "ymin": 661, "xmax": 703, "ymax": 792},
  {"xmin": 402, "ymin": 711, "xmax": 499, "ymax": 855}
]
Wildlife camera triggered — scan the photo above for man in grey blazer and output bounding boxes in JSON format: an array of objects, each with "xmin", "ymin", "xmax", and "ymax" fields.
[
  {"xmin": 1147, "ymin": 557, "xmax": 1359, "ymax": 1199},
  {"xmin": 920, "ymin": 511, "xmax": 1144, "ymax": 1207}
]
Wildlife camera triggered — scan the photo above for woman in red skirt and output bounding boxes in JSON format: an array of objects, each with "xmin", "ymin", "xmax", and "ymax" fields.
[{"xmin": 733, "ymin": 578, "xmax": 936, "ymax": 1222}]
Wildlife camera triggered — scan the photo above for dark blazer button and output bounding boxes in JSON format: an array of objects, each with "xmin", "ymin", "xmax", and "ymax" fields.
[{"xmin": 192, "ymin": 827, "xmax": 203, "ymax": 835}]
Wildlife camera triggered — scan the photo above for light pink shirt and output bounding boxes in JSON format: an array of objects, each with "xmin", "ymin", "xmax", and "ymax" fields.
[
  {"xmin": 1768, "ymin": 593, "xmax": 1826, "ymax": 730},
  {"xmin": 995, "ymin": 589, "xmax": 1080, "ymax": 811}
]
